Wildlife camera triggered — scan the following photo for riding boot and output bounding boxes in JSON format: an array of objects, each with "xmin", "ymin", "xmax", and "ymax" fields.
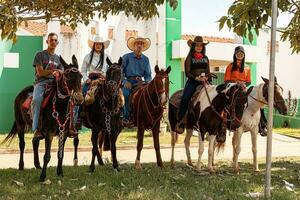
[
  {"xmin": 259, "ymin": 108, "xmax": 268, "ymax": 136},
  {"xmin": 69, "ymin": 126, "xmax": 78, "ymax": 138},
  {"xmin": 33, "ymin": 129, "xmax": 44, "ymax": 139},
  {"xmin": 175, "ymin": 118, "xmax": 185, "ymax": 134}
]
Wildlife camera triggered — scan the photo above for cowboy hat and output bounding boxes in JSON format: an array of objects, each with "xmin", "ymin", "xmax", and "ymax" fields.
[
  {"xmin": 88, "ymin": 35, "xmax": 110, "ymax": 49},
  {"xmin": 187, "ymin": 36, "xmax": 209, "ymax": 47},
  {"xmin": 127, "ymin": 36, "xmax": 151, "ymax": 52}
]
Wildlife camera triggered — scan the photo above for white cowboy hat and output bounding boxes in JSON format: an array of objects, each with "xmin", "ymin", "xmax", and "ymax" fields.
[
  {"xmin": 127, "ymin": 36, "xmax": 151, "ymax": 52},
  {"xmin": 88, "ymin": 35, "xmax": 110, "ymax": 49}
]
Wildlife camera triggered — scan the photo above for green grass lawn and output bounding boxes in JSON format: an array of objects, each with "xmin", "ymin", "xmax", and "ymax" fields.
[
  {"xmin": 0, "ymin": 158, "xmax": 299, "ymax": 200},
  {"xmin": 0, "ymin": 129, "xmax": 198, "ymax": 151},
  {"xmin": 274, "ymin": 128, "xmax": 300, "ymax": 138}
]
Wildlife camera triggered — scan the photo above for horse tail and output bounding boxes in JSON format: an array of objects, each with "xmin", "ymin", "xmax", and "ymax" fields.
[
  {"xmin": 215, "ymin": 142, "xmax": 225, "ymax": 155},
  {"xmin": 1, "ymin": 121, "xmax": 18, "ymax": 145}
]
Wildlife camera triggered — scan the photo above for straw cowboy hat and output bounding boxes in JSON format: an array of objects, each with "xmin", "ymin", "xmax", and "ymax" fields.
[
  {"xmin": 88, "ymin": 35, "xmax": 110, "ymax": 49},
  {"xmin": 187, "ymin": 36, "xmax": 209, "ymax": 47},
  {"xmin": 127, "ymin": 36, "xmax": 151, "ymax": 52}
]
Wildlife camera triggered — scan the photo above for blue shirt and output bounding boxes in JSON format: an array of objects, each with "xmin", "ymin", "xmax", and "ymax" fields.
[{"xmin": 122, "ymin": 52, "xmax": 152, "ymax": 83}]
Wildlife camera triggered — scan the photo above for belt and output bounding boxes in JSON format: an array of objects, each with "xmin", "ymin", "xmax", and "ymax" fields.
[{"xmin": 127, "ymin": 76, "xmax": 142, "ymax": 81}]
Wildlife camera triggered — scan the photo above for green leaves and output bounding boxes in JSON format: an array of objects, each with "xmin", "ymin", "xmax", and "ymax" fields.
[
  {"xmin": 220, "ymin": 0, "xmax": 300, "ymax": 53},
  {"xmin": 0, "ymin": 0, "xmax": 178, "ymax": 43}
]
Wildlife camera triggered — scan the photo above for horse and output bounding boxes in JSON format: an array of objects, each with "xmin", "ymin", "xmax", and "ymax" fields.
[
  {"xmin": 231, "ymin": 77, "xmax": 288, "ymax": 174},
  {"xmin": 131, "ymin": 65, "xmax": 171, "ymax": 169},
  {"xmin": 82, "ymin": 57, "xmax": 123, "ymax": 172},
  {"xmin": 2, "ymin": 55, "xmax": 84, "ymax": 182},
  {"xmin": 169, "ymin": 82, "xmax": 250, "ymax": 172}
]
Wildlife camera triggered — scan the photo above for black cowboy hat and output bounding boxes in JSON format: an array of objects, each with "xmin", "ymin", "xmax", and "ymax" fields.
[{"xmin": 187, "ymin": 36, "xmax": 209, "ymax": 47}]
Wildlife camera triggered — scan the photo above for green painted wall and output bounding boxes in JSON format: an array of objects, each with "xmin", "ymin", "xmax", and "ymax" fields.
[
  {"xmin": 246, "ymin": 62, "xmax": 257, "ymax": 86},
  {"xmin": 243, "ymin": 29, "xmax": 257, "ymax": 45},
  {"xmin": 166, "ymin": 0, "xmax": 182, "ymax": 95},
  {"xmin": 0, "ymin": 36, "xmax": 43, "ymax": 133}
]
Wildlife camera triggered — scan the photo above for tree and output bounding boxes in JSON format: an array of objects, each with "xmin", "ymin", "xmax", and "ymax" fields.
[
  {"xmin": 0, "ymin": 0, "xmax": 178, "ymax": 42},
  {"xmin": 219, "ymin": 0, "xmax": 300, "ymax": 53}
]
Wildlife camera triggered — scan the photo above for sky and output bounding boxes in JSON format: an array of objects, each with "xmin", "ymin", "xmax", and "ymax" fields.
[{"xmin": 182, "ymin": 0, "xmax": 292, "ymax": 38}]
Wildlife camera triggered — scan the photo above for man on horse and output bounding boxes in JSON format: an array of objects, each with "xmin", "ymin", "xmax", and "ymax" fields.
[
  {"xmin": 31, "ymin": 32, "xmax": 75, "ymax": 139},
  {"xmin": 121, "ymin": 36, "xmax": 152, "ymax": 127}
]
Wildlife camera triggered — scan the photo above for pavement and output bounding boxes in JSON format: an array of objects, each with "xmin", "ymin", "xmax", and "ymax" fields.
[{"xmin": 0, "ymin": 132, "xmax": 299, "ymax": 169}]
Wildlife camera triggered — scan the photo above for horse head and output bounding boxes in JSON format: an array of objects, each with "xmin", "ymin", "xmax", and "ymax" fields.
[
  {"xmin": 105, "ymin": 57, "xmax": 122, "ymax": 97},
  {"xmin": 153, "ymin": 65, "xmax": 171, "ymax": 106},
  {"xmin": 261, "ymin": 77, "xmax": 288, "ymax": 115},
  {"xmin": 224, "ymin": 83, "xmax": 250, "ymax": 130},
  {"xmin": 60, "ymin": 55, "xmax": 84, "ymax": 105}
]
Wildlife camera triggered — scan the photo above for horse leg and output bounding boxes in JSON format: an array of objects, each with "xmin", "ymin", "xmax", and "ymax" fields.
[
  {"xmin": 73, "ymin": 137, "xmax": 79, "ymax": 166},
  {"xmin": 197, "ymin": 133, "xmax": 205, "ymax": 171},
  {"xmin": 18, "ymin": 130, "xmax": 25, "ymax": 170},
  {"xmin": 40, "ymin": 134, "xmax": 53, "ymax": 182},
  {"xmin": 89, "ymin": 130, "xmax": 101, "ymax": 172},
  {"xmin": 135, "ymin": 126, "xmax": 145, "ymax": 170},
  {"xmin": 97, "ymin": 131, "xmax": 104, "ymax": 165},
  {"xmin": 232, "ymin": 130, "xmax": 242, "ymax": 174},
  {"xmin": 170, "ymin": 131, "xmax": 177, "ymax": 166},
  {"xmin": 32, "ymin": 137, "xmax": 41, "ymax": 169},
  {"xmin": 152, "ymin": 124, "xmax": 163, "ymax": 168},
  {"xmin": 57, "ymin": 136, "xmax": 67, "ymax": 177},
  {"xmin": 250, "ymin": 128, "xmax": 259, "ymax": 172},
  {"xmin": 184, "ymin": 129, "xmax": 193, "ymax": 166},
  {"xmin": 110, "ymin": 131, "xmax": 120, "ymax": 171},
  {"xmin": 208, "ymin": 134, "xmax": 216, "ymax": 173}
]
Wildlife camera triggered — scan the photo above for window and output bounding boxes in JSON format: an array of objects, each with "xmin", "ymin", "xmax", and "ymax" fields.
[
  {"xmin": 125, "ymin": 29, "xmax": 138, "ymax": 40},
  {"xmin": 108, "ymin": 27, "xmax": 114, "ymax": 40}
]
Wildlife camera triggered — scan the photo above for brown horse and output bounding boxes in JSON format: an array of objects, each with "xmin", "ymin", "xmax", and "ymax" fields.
[
  {"xmin": 2, "ymin": 55, "xmax": 84, "ymax": 181},
  {"xmin": 131, "ymin": 65, "xmax": 171, "ymax": 169}
]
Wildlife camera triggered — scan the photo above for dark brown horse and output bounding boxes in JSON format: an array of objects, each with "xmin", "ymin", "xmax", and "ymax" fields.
[
  {"xmin": 83, "ymin": 57, "xmax": 123, "ymax": 172},
  {"xmin": 131, "ymin": 65, "xmax": 171, "ymax": 169},
  {"xmin": 2, "ymin": 55, "xmax": 83, "ymax": 181}
]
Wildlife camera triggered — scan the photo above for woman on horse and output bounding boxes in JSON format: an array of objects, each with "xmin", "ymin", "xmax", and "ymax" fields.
[
  {"xmin": 81, "ymin": 35, "xmax": 111, "ymax": 96},
  {"xmin": 224, "ymin": 46, "xmax": 267, "ymax": 136},
  {"xmin": 175, "ymin": 36, "xmax": 211, "ymax": 133}
]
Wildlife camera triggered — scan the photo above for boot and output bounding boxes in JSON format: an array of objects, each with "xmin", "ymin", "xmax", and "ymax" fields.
[
  {"xmin": 69, "ymin": 127, "xmax": 78, "ymax": 138},
  {"xmin": 33, "ymin": 129, "xmax": 44, "ymax": 139},
  {"xmin": 175, "ymin": 119, "xmax": 185, "ymax": 134}
]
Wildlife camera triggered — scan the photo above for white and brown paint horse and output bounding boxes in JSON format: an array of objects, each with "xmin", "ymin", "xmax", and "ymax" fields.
[
  {"xmin": 231, "ymin": 77, "xmax": 287, "ymax": 174},
  {"xmin": 169, "ymin": 83, "xmax": 249, "ymax": 172}
]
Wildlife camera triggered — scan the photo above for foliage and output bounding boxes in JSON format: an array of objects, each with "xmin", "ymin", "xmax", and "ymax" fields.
[
  {"xmin": 286, "ymin": 90, "xmax": 298, "ymax": 117},
  {"xmin": 219, "ymin": 0, "xmax": 300, "ymax": 53},
  {"xmin": 0, "ymin": 0, "xmax": 178, "ymax": 42}
]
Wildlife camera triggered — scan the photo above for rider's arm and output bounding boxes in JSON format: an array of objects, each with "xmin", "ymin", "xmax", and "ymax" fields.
[
  {"xmin": 35, "ymin": 65, "xmax": 55, "ymax": 77},
  {"xmin": 224, "ymin": 63, "xmax": 232, "ymax": 83},
  {"xmin": 184, "ymin": 56, "xmax": 195, "ymax": 80},
  {"xmin": 143, "ymin": 57, "xmax": 152, "ymax": 83},
  {"xmin": 245, "ymin": 66, "xmax": 251, "ymax": 86},
  {"xmin": 81, "ymin": 54, "xmax": 90, "ymax": 82},
  {"xmin": 206, "ymin": 57, "xmax": 212, "ymax": 83}
]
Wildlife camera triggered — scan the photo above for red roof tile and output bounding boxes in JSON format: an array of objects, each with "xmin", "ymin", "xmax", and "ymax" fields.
[
  {"xmin": 19, "ymin": 21, "xmax": 74, "ymax": 36},
  {"xmin": 182, "ymin": 34, "xmax": 234, "ymax": 43}
]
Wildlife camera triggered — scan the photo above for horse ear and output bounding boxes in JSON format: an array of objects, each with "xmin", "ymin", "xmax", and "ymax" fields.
[
  {"xmin": 60, "ymin": 56, "xmax": 69, "ymax": 69},
  {"xmin": 166, "ymin": 66, "xmax": 171, "ymax": 74},
  {"xmin": 274, "ymin": 76, "xmax": 278, "ymax": 83},
  {"xmin": 72, "ymin": 55, "xmax": 79, "ymax": 68},
  {"xmin": 106, "ymin": 57, "xmax": 112, "ymax": 66},
  {"xmin": 261, "ymin": 76, "xmax": 269, "ymax": 84},
  {"xmin": 155, "ymin": 65, "xmax": 159, "ymax": 74},
  {"xmin": 118, "ymin": 57, "xmax": 122, "ymax": 66}
]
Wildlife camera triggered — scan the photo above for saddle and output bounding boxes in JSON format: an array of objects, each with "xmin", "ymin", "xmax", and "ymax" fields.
[
  {"xmin": 22, "ymin": 86, "xmax": 54, "ymax": 110},
  {"xmin": 84, "ymin": 78, "xmax": 105, "ymax": 106}
]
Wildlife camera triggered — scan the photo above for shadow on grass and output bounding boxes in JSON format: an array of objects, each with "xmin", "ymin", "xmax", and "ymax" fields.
[{"xmin": 0, "ymin": 159, "xmax": 299, "ymax": 200}]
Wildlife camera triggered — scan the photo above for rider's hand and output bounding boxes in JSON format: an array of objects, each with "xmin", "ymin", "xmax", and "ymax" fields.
[
  {"xmin": 124, "ymin": 81, "xmax": 132, "ymax": 89},
  {"xmin": 86, "ymin": 79, "xmax": 92, "ymax": 84},
  {"xmin": 52, "ymin": 70, "xmax": 60, "ymax": 80}
]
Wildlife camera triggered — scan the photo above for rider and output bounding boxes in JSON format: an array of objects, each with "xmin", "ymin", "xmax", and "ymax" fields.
[
  {"xmin": 175, "ymin": 36, "xmax": 211, "ymax": 134},
  {"xmin": 31, "ymin": 32, "xmax": 63, "ymax": 139},
  {"xmin": 121, "ymin": 36, "xmax": 152, "ymax": 127},
  {"xmin": 224, "ymin": 46, "xmax": 268, "ymax": 136}
]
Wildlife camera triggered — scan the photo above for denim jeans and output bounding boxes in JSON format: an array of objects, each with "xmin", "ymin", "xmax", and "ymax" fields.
[
  {"xmin": 178, "ymin": 79, "xmax": 200, "ymax": 121},
  {"xmin": 122, "ymin": 79, "xmax": 138, "ymax": 120},
  {"xmin": 31, "ymin": 79, "xmax": 53, "ymax": 131}
]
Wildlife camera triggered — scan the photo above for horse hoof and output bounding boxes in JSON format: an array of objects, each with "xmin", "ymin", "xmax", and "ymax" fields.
[
  {"xmin": 208, "ymin": 168, "xmax": 216, "ymax": 174},
  {"xmin": 187, "ymin": 161, "xmax": 194, "ymax": 167},
  {"xmin": 73, "ymin": 159, "xmax": 78, "ymax": 167},
  {"xmin": 135, "ymin": 160, "xmax": 142, "ymax": 170},
  {"xmin": 89, "ymin": 166, "xmax": 95, "ymax": 173},
  {"xmin": 35, "ymin": 165, "xmax": 42, "ymax": 169},
  {"xmin": 19, "ymin": 166, "xmax": 24, "ymax": 170},
  {"xmin": 253, "ymin": 169, "xmax": 260, "ymax": 173},
  {"xmin": 233, "ymin": 168, "xmax": 240, "ymax": 175}
]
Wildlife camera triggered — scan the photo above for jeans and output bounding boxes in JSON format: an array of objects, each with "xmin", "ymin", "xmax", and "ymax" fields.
[
  {"xmin": 122, "ymin": 79, "xmax": 138, "ymax": 120},
  {"xmin": 31, "ymin": 79, "xmax": 53, "ymax": 131},
  {"xmin": 178, "ymin": 79, "xmax": 200, "ymax": 121}
]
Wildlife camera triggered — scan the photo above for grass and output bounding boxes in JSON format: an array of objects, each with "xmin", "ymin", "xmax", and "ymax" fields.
[
  {"xmin": 274, "ymin": 128, "xmax": 300, "ymax": 138},
  {"xmin": 0, "ymin": 158, "xmax": 299, "ymax": 200},
  {"xmin": 0, "ymin": 129, "xmax": 198, "ymax": 151}
]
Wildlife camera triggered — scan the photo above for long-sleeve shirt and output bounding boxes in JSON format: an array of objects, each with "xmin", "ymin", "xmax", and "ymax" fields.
[
  {"xmin": 122, "ymin": 52, "xmax": 152, "ymax": 83},
  {"xmin": 81, "ymin": 52, "xmax": 110, "ymax": 82}
]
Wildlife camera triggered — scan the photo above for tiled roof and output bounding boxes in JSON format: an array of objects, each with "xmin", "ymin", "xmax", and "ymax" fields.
[
  {"xmin": 182, "ymin": 34, "xmax": 234, "ymax": 43},
  {"xmin": 19, "ymin": 21, "xmax": 74, "ymax": 36}
]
